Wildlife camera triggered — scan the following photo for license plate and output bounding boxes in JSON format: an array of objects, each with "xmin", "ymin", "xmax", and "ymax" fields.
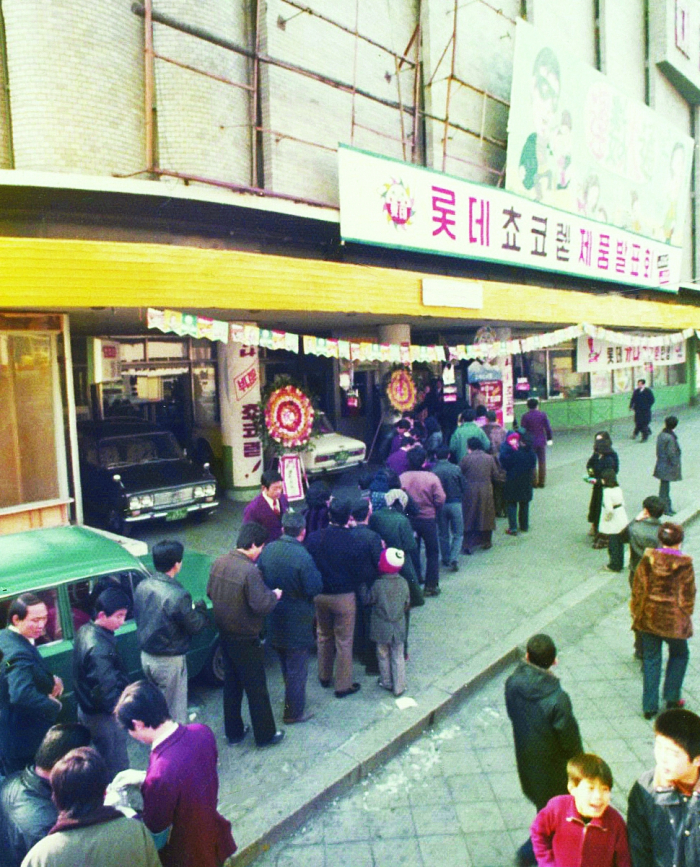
[{"xmin": 165, "ymin": 507, "xmax": 189, "ymax": 522}]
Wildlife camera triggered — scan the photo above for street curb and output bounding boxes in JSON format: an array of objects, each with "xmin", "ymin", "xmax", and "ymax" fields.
[{"xmin": 229, "ymin": 504, "xmax": 700, "ymax": 865}]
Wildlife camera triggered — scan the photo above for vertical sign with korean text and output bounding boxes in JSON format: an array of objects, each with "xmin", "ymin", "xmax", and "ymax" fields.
[{"xmin": 218, "ymin": 339, "xmax": 262, "ymax": 497}]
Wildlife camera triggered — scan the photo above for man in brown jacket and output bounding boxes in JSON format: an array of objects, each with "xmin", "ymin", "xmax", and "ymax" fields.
[{"xmin": 207, "ymin": 522, "xmax": 284, "ymax": 748}]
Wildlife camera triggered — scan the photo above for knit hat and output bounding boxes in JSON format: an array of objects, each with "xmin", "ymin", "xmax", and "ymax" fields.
[
  {"xmin": 378, "ymin": 547, "xmax": 405, "ymax": 574},
  {"xmin": 384, "ymin": 489, "xmax": 408, "ymax": 511},
  {"xmin": 506, "ymin": 431, "xmax": 520, "ymax": 447}
]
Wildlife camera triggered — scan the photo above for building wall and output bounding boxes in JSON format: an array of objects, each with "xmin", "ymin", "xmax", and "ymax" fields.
[
  {"xmin": 259, "ymin": 0, "xmax": 418, "ymax": 204},
  {"xmin": 599, "ymin": 0, "xmax": 646, "ymax": 101},
  {"xmin": 152, "ymin": 0, "xmax": 252, "ymax": 185},
  {"xmin": 2, "ymin": 0, "xmax": 144, "ymax": 175},
  {"xmin": 527, "ymin": 0, "xmax": 597, "ymax": 66}
]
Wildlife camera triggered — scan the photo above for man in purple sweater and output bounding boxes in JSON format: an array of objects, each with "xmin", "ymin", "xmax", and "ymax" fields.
[
  {"xmin": 520, "ymin": 398, "xmax": 553, "ymax": 489},
  {"xmin": 116, "ymin": 680, "xmax": 236, "ymax": 867},
  {"xmin": 242, "ymin": 469, "xmax": 288, "ymax": 542}
]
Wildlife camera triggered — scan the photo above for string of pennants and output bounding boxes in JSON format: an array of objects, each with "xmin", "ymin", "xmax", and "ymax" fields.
[{"xmin": 146, "ymin": 308, "xmax": 695, "ymax": 363}]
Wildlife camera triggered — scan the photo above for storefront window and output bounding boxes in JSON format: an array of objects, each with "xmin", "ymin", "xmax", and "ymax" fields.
[
  {"xmin": 0, "ymin": 334, "xmax": 61, "ymax": 508},
  {"xmin": 549, "ymin": 347, "xmax": 590, "ymax": 399},
  {"xmin": 665, "ymin": 363, "xmax": 687, "ymax": 386},
  {"xmin": 513, "ymin": 351, "xmax": 547, "ymax": 400}
]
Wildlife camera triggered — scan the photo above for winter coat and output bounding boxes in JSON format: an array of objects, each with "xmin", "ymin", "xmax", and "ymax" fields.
[
  {"xmin": 520, "ymin": 409, "xmax": 553, "ymax": 448},
  {"xmin": 0, "ymin": 631, "xmax": 60, "ymax": 776},
  {"xmin": 586, "ymin": 448, "xmax": 619, "ymax": 525},
  {"xmin": 258, "ymin": 535, "xmax": 323, "ymax": 650},
  {"xmin": 598, "ymin": 486, "xmax": 629, "ymax": 536},
  {"xmin": 72, "ymin": 621, "xmax": 129, "ymax": 716},
  {"xmin": 499, "ymin": 443, "xmax": 537, "ymax": 504},
  {"xmin": 242, "ymin": 492, "xmax": 289, "ymax": 541},
  {"xmin": 654, "ymin": 429, "xmax": 682, "ymax": 482},
  {"xmin": 369, "ymin": 575, "xmax": 410, "ymax": 644},
  {"xmin": 482, "ymin": 421, "xmax": 507, "ymax": 456},
  {"xmin": 628, "ymin": 517, "xmax": 664, "ymax": 577},
  {"xmin": 627, "ymin": 767, "xmax": 700, "ymax": 867},
  {"xmin": 369, "ymin": 508, "xmax": 424, "ymax": 607},
  {"xmin": 207, "ymin": 550, "xmax": 278, "ymax": 637},
  {"xmin": 399, "ymin": 470, "xmax": 446, "ymax": 520},
  {"xmin": 22, "ymin": 811, "xmax": 160, "ymax": 867},
  {"xmin": 431, "ymin": 459, "xmax": 466, "ymax": 503},
  {"xmin": 459, "ymin": 451, "xmax": 498, "ymax": 532},
  {"xmin": 0, "ymin": 766, "xmax": 56, "ymax": 867},
  {"xmin": 505, "ymin": 660, "xmax": 583, "ymax": 810},
  {"xmin": 531, "ymin": 795, "xmax": 630, "ymax": 867},
  {"xmin": 631, "ymin": 549, "xmax": 695, "ymax": 639},
  {"xmin": 630, "ymin": 386, "xmax": 654, "ymax": 423},
  {"xmin": 449, "ymin": 422, "xmax": 490, "ymax": 463},
  {"xmin": 133, "ymin": 572, "xmax": 208, "ymax": 657},
  {"xmin": 306, "ymin": 525, "xmax": 364, "ymax": 595}
]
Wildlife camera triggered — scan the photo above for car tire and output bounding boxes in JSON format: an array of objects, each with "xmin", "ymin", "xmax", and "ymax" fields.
[
  {"xmin": 201, "ymin": 641, "xmax": 225, "ymax": 688},
  {"xmin": 105, "ymin": 508, "xmax": 130, "ymax": 537}
]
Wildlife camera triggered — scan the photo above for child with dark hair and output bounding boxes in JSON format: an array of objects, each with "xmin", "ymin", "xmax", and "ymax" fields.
[
  {"xmin": 598, "ymin": 469, "xmax": 629, "ymax": 573},
  {"xmin": 628, "ymin": 708, "xmax": 700, "ymax": 866},
  {"xmin": 531, "ymin": 753, "xmax": 629, "ymax": 867}
]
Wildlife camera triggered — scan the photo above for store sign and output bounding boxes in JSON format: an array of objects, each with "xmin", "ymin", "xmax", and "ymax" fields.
[
  {"xmin": 338, "ymin": 146, "xmax": 681, "ymax": 291},
  {"xmin": 506, "ymin": 21, "xmax": 693, "ymax": 250},
  {"xmin": 576, "ymin": 335, "xmax": 686, "ymax": 371}
]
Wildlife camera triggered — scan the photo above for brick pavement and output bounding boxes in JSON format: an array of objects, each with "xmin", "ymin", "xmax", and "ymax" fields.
[
  {"xmin": 251, "ymin": 516, "xmax": 700, "ymax": 867},
  {"xmin": 131, "ymin": 403, "xmax": 700, "ymax": 864}
]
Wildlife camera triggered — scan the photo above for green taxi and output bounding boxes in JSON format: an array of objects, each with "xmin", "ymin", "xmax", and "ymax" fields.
[{"xmin": 0, "ymin": 524, "xmax": 222, "ymax": 718}]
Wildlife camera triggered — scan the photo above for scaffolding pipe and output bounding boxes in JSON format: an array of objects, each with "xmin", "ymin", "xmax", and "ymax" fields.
[
  {"xmin": 131, "ymin": 3, "xmax": 416, "ymax": 120},
  {"xmin": 153, "ymin": 51, "xmax": 254, "ymax": 92},
  {"xmin": 0, "ymin": 0, "xmax": 15, "ymax": 168},
  {"xmin": 251, "ymin": 0, "xmax": 261, "ymax": 187},
  {"xmin": 142, "ymin": 167, "xmax": 337, "ymax": 209},
  {"xmin": 280, "ymin": 0, "xmax": 417, "ymax": 66},
  {"xmin": 144, "ymin": 0, "xmax": 156, "ymax": 171}
]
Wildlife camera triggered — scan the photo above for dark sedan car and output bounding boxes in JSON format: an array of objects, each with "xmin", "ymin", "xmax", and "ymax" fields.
[{"xmin": 78, "ymin": 419, "xmax": 219, "ymax": 534}]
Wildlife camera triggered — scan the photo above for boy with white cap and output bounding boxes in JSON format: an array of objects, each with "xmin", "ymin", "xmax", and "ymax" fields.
[{"xmin": 369, "ymin": 548, "xmax": 410, "ymax": 696}]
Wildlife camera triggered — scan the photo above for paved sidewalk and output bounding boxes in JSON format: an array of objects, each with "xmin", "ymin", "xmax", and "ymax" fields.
[
  {"xmin": 133, "ymin": 403, "xmax": 700, "ymax": 864},
  {"xmin": 250, "ymin": 510, "xmax": 700, "ymax": 867}
]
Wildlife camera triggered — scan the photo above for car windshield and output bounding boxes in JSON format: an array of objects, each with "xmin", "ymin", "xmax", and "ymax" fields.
[
  {"xmin": 316, "ymin": 413, "xmax": 334, "ymax": 434},
  {"xmin": 98, "ymin": 433, "xmax": 183, "ymax": 467}
]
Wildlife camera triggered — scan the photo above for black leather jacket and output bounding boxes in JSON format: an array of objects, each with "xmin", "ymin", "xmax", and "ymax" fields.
[
  {"xmin": 72, "ymin": 621, "xmax": 129, "ymax": 716},
  {"xmin": 133, "ymin": 573, "xmax": 208, "ymax": 657},
  {"xmin": 0, "ymin": 766, "xmax": 56, "ymax": 867}
]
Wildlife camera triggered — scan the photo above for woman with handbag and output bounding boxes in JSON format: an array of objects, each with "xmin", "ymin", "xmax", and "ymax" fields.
[{"xmin": 631, "ymin": 522, "xmax": 695, "ymax": 719}]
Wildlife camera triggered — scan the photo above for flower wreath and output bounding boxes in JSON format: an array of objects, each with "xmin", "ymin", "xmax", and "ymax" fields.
[
  {"xmin": 386, "ymin": 367, "xmax": 417, "ymax": 412},
  {"xmin": 257, "ymin": 376, "xmax": 321, "ymax": 457}
]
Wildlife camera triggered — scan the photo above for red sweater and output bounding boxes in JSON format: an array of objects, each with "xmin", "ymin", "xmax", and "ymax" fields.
[{"xmin": 531, "ymin": 795, "xmax": 630, "ymax": 867}]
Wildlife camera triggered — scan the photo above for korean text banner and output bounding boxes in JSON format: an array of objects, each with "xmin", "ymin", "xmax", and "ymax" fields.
[
  {"xmin": 576, "ymin": 335, "xmax": 686, "ymax": 372},
  {"xmin": 338, "ymin": 146, "xmax": 681, "ymax": 291},
  {"xmin": 505, "ymin": 20, "xmax": 693, "ymax": 250}
]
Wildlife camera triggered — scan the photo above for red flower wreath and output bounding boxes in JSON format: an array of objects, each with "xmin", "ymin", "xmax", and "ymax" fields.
[
  {"xmin": 386, "ymin": 368, "xmax": 417, "ymax": 412},
  {"xmin": 264, "ymin": 385, "xmax": 315, "ymax": 448}
]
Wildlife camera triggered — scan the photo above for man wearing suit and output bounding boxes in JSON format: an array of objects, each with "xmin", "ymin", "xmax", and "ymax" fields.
[
  {"xmin": 242, "ymin": 470, "xmax": 288, "ymax": 542},
  {"xmin": 630, "ymin": 378, "xmax": 655, "ymax": 442},
  {"xmin": 0, "ymin": 594, "xmax": 63, "ymax": 775}
]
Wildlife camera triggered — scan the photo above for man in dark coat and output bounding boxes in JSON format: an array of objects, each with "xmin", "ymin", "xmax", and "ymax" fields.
[
  {"xmin": 242, "ymin": 469, "xmax": 289, "ymax": 542},
  {"xmin": 0, "ymin": 722, "xmax": 90, "ymax": 867},
  {"xmin": 73, "ymin": 587, "xmax": 131, "ymax": 779},
  {"xmin": 654, "ymin": 415, "xmax": 682, "ymax": 515},
  {"xmin": 0, "ymin": 594, "xmax": 63, "ymax": 775},
  {"xmin": 459, "ymin": 438, "xmax": 499, "ymax": 553},
  {"xmin": 630, "ymin": 378, "xmax": 655, "ymax": 441},
  {"xmin": 500, "ymin": 431, "xmax": 537, "ymax": 536},
  {"xmin": 520, "ymin": 398, "xmax": 553, "ymax": 488},
  {"xmin": 207, "ymin": 522, "xmax": 284, "ymax": 748},
  {"xmin": 306, "ymin": 499, "xmax": 363, "ymax": 697},
  {"xmin": 258, "ymin": 510, "xmax": 323, "ymax": 724},
  {"xmin": 349, "ymin": 498, "xmax": 384, "ymax": 674},
  {"xmin": 505, "ymin": 633, "xmax": 583, "ymax": 867}
]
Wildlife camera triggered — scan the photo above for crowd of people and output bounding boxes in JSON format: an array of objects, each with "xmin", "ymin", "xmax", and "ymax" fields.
[{"xmin": 0, "ymin": 393, "xmax": 695, "ymax": 867}]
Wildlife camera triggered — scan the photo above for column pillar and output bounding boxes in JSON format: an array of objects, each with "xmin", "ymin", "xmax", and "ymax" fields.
[{"xmin": 217, "ymin": 336, "xmax": 262, "ymax": 501}]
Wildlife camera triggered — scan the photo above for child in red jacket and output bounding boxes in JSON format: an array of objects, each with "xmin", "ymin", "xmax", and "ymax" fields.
[{"xmin": 531, "ymin": 754, "xmax": 630, "ymax": 867}]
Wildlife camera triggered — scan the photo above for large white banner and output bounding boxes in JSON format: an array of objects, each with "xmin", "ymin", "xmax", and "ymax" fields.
[
  {"xmin": 505, "ymin": 20, "xmax": 693, "ymax": 248},
  {"xmin": 339, "ymin": 146, "xmax": 681, "ymax": 291},
  {"xmin": 576, "ymin": 335, "xmax": 686, "ymax": 372}
]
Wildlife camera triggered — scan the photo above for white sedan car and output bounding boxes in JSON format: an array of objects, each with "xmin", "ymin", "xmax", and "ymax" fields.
[{"xmin": 301, "ymin": 413, "xmax": 366, "ymax": 476}]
